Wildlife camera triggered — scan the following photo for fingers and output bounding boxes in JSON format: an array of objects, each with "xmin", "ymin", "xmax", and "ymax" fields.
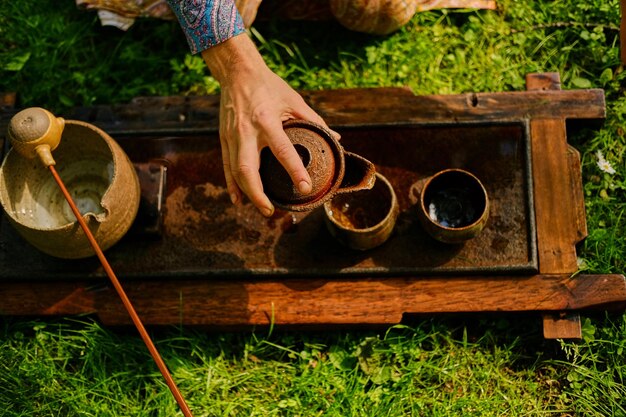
[
  {"xmin": 233, "ymin": 134, "xmax": 275, "ymax": 217},
  {"xmin": 219, "ymin": 131, "xmax": 241, "ymax": 206},
  {"xmin": 263, "ymin": 119, "xmax": 312, "ymax": 195},
  {"xmin": 225, "ymin": 112, "xmax": 333, "ymax": 216},
  {"xmin": 219, "ymin": 105, "xmax": 243, "ymax": 206},
  {"xmin": 218, "ymin": 83, "xmax": 336, "ymax": 217}
]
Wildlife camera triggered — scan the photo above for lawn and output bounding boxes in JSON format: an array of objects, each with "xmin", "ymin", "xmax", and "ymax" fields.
[{"xmin": 1, "ymin": 0, "xmax": 626, "ymax": 416}]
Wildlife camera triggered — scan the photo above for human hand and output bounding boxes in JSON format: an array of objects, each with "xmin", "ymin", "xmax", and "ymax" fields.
[{"xmin": 202, "ymin": 33, "xmax": 338, "ymax": 217}]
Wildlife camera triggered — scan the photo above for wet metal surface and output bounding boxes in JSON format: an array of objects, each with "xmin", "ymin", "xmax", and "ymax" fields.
[{"xmin": 0, "ymin": 122, "xmax": 537, "ymax": 280}]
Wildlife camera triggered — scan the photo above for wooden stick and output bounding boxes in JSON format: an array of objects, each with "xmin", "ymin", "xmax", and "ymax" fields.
[{"xmin": 48, "ymin": 165, "xmax": 194, "ymax": 417}]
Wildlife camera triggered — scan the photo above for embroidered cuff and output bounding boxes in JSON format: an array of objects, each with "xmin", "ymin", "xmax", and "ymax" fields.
[{"xmin": 167, "ymin": 0, "xmax": 246, "ymax": 54}]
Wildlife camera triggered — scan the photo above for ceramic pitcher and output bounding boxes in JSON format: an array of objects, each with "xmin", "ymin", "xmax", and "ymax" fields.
[{"xmin": 0, "ymin": 118, "xmax": 140, "ymax": 259}]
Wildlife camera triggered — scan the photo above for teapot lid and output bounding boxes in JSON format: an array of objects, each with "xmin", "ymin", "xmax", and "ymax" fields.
[{"xmin": 260, "ymin": 119, "xmax": 344, "ymax": 211}]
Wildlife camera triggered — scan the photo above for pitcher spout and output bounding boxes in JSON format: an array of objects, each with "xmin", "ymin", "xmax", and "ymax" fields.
[{"xmin": 335, "ymin": 151, "xmax": 377, "ymax": 195}]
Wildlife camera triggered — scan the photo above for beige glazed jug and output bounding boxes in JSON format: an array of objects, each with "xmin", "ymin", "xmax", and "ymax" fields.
[{"xmin": 0, "ymin": 108, "xmax": 140, "ymax": 259}]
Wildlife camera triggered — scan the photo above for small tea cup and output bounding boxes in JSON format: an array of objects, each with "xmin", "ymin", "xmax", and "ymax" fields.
[
  {"xmin": 323, "ymin": 172, "xmax": 399, "ymax": 250},
  {"xmin": 417, "ymin": 168, "xmax": 489, "ymax": 244}
]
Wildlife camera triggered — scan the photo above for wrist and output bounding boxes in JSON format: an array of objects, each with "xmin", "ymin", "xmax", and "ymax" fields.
[{"xmin": 201, "ymin": 33, "xmax": 266, "ymax": 85}]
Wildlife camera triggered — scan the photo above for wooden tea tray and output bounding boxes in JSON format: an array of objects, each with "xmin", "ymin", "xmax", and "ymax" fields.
[
  {"xmin": 1, "ymin": 73, "xmax": 625, "ymax": 338},
  {"xmin": 0, "ymin": 121, "xmax": 537, "ymax": 278}
]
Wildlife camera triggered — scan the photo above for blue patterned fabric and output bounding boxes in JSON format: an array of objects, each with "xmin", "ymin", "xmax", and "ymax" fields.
[{"xmin": 167, "ymin": 0, "xmax": 245, "ymax": 54}]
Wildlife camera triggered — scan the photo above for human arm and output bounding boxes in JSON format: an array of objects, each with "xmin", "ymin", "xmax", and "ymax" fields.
[
  {"xmin": 201, "ymin": 33, "xmax": 338, "ymax": 216},
  {"xmin": 167, "ymin": 0, "xmax": 337, "ymax": 217}
]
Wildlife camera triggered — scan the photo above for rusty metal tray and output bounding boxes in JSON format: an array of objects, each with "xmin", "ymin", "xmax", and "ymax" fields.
[{"xmin": 0, "ymin": 119, "xmax": 537, "ymax": 279}]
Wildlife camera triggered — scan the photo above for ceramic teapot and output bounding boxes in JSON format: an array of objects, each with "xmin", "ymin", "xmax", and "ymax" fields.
[
  {"xmin": 0, "ymin": 108, "xmax": 140, "ymax": 259},
  {"xmin": 259, "ymin": 119, "xmax": 376, "ymax": 212}
]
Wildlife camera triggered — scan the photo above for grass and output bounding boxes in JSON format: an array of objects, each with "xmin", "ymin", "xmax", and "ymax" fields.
[
  {"xmin": 1, "ymin": 0, "xmax": 626, "ymax": 415},
  {"xmin": 1, "ymin": 317, "xmax": 572, "ymax": 416}
]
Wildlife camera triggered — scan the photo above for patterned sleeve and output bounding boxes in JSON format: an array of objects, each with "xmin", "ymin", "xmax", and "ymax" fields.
[{"xmin": 166, "ymin": 0, "xmax": 246, "ymax": 54}]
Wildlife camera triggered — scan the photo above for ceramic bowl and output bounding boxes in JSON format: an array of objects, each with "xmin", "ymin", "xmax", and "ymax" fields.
[
  {"xmin": 323, "ymin": 172, "xmax": 399, "ymax": 250},
  {"xmin": 417, "ymin": 168, "xmax": 489, "ymax": 244},
  {"xmin": 0, "ymin": 120, "xmax": 140, "ymax": 258}
]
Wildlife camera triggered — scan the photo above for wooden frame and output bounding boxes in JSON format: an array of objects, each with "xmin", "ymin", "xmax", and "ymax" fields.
[{"xmin": 1, "ymin": 73, "xmax": 625, "ymax": 338}]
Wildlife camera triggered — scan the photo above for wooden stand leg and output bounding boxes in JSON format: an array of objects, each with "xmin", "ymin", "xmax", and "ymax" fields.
[{"xmin": 543, "ymin": 313, "xmax": 582, "ymax": 340}]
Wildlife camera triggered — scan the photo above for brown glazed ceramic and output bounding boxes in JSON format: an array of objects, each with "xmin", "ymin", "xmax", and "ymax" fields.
[
  {"xmin": 417, "ymin": 168, "xmax": 489, "ymax": 244},
  {"xmin": 260, "ymin": 119, "xmax": 376, "ymax": 211},
  {"xmin": 0, "ymin": 120, "xmax": 140, "ymax": 258},
  {"xmin": 324, "ymin": 172, "xmax": 399, "ymax": 250},
  {"xmin": 329, "ymin": 0, "xmax": 418, "ymax": 35}
]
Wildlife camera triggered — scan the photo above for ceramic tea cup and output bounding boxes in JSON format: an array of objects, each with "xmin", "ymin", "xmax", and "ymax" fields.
[
  {"xmin": 0, "ymin": 119, "xmax": 140, "ymax": 259},
  {"xmin": 417, "ymin": 168, "xmax": 489, "ymax": 244},
  {"xmin": 323, "ymin": 172, "xmax": 399, "ymax": 250}
]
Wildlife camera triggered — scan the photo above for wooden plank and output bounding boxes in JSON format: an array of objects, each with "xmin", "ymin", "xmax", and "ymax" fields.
[
  {"xmin": 543, "ymin": 313, "xmax": 582, "ymax": 340},
  {"xmin": 531, "ymin": 119, "xmax": 580, "ymax": 272},
  {"xmin": 0, "ymin": 88, "xmax": 606, "ymax": 136},
  {"xmin": 526, "ymin": 73, "xmax": 581, "ymax": 274},
  {"xmin": 1, "ymin": 274, "xmax": 624, "ymax": 326},
  {"xmin": 303, "ymin": 88, "xmax": 606, "ymax": 125},
  {"xmin": 539, "ymin": 142, "xmax": 587, "ymax": 337},
  {"xmin": 525, "ymin": 72, "xmax": 561, "ymax": 91},
  {"xmin": 567, "ymin": 145, "xmax": 588, "ymax": 243},
  {"xmin": 526, "ymin": 73, "xmax": 585, "ymax": 339}
]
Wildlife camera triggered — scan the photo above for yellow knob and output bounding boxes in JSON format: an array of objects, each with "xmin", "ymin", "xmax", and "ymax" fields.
[{"xmin": 7, "ymin": 107, "xmax": 65, "ymax": 166}]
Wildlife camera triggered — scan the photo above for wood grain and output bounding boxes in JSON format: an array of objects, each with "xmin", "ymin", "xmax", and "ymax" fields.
[
  {"xmin": 0, "ymin": 76, "xmax": 621, "ymax": 338},
  {"xmin": 530, "ymin": 118, "xmax": 580, "ymax": 273},
  {"xmin": 1, "ymin": 274, "xmax": 624, "ymax": 327},
  {"xmin": 526, "ymin": 73, "xmax": 585, "ymax": 339},
  {"xmin": 567, "ymin": 145, "xmax": 588, "ymax": 243},
  {"xmin": 543, "ymin": 313, "xmax": 582, "ymax": 340},
  {"xmin": 527, "ymin": 73, "xmax": 581, "ymax": 274},
  {"xmin": 1, "ymin": 88, "xmax": 605, "ymax": 136}
]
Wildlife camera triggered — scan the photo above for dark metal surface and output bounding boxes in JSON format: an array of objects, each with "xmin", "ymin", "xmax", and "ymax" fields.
[{"xmin": 0, "ymin": 121, "xmax": 537, "ymax": 280}]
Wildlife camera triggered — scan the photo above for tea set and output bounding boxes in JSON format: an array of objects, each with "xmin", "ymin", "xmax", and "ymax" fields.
[
  {"xmin": 258, "ymin": 118, "xmax": 490, "ymax": 250},
  {"xmin": 0, "ymin": 109, "xmax": 490, "ymax": 258}
]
